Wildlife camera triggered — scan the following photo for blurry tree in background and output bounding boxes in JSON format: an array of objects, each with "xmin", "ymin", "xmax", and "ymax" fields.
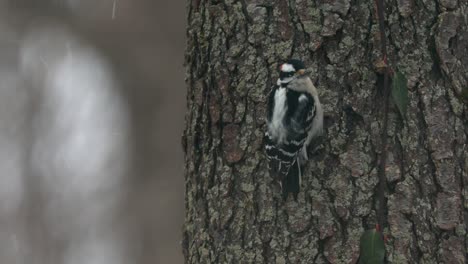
[
  {"xmin": 183, "ymin": 0, "xmax": 467, "ymax": 263},
  {"xmin": 0, "ymin": 1, "xmax": 185, "ymax": 263}
]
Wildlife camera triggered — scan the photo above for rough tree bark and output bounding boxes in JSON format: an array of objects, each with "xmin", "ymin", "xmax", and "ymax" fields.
[{"xmin": 183, "ymin": 0, "xmax": 467, "ymax": 263}]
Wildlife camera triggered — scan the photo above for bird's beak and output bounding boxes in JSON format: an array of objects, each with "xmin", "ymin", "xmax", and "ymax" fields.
[{"xmin": 297, "ymin": 69, "xmax": 306, "ymax": 75}]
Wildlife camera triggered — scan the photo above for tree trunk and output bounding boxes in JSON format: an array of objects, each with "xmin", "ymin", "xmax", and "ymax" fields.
[{"xmin": 183, "ymin": 0, "xmax": 467, "ymax": 263}]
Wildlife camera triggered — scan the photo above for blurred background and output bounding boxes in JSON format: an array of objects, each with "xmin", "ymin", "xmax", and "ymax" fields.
[{"xmin": 0, "ymin": 0, "xmax": 185, "ymax": 263}]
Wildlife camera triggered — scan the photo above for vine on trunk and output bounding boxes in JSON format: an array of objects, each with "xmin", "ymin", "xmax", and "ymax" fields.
[{"xmin": 359, "ymin": 0, "xmax": 408, "ymax": 262}]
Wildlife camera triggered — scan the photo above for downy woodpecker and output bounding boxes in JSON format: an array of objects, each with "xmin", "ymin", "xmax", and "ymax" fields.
[{"xmin": 265, "ymin": 59, "xmax": 323, "ymax": 200}]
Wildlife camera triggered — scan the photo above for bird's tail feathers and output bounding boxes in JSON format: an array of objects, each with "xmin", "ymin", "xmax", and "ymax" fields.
[{"xmin": 281, "ymin": 159, "xmax": 302, "ymax": 201}]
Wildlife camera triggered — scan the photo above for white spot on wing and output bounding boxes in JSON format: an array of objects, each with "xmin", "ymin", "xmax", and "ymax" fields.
[
  {"xmin": 299, "ymin": 94, "xmax": 308, "ymax": 102},
  {"xmin": 278, "ymin": 148, "xmax": 296, "ymax": 157}
]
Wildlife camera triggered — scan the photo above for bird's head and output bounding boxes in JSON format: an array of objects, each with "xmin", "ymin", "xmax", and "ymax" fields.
[{"xmin": 279, "ymin": 59, "xmax": 306, "ymax": 82}]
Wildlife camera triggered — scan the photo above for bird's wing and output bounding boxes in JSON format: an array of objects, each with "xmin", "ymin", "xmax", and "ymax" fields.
[
  {"xmin": 265, "ymin": 90, "xmax": 316, "ymax": 179},
  {"xmin": 289, "ymin": 93, "xmax": 316, "ymax": 137}
]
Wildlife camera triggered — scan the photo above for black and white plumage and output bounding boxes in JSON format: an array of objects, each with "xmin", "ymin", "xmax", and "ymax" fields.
[{"xmin": 265, "ymin": 59, "xmax": 323, "ymax": 200}]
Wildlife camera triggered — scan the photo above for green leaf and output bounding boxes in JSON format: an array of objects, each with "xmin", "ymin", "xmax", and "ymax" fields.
[
  {"xmin": 391, "ymin": 70, "xmax": 409, "ymax": 117},
  {"xmin": 359, "ymin": 229, "xmax": 385, "ymax": 264}
]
